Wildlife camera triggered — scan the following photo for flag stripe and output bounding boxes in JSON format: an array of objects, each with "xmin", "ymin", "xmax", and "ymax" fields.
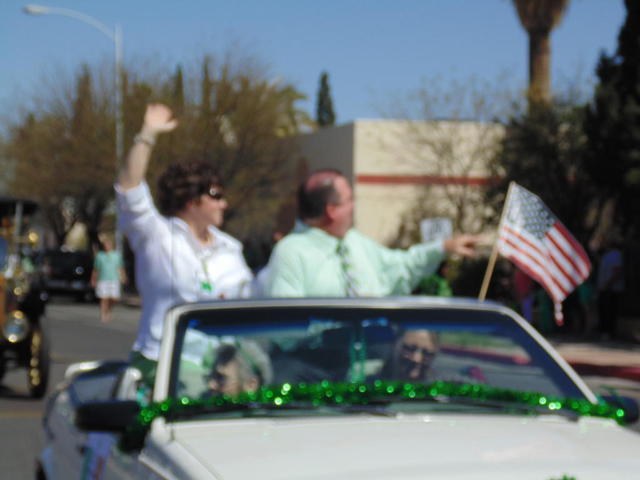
[
  {"xmin": 546, "ymin": 246, "xmax": 584, "ymax": 286},
  {"xmin": 499, "ymin": 226, "xmax": 573, "ymax": 294},
  {"xmin": 498, "ymin": 232, "xmax": 567, "ymax": 300},
  {"xmin": 498, "ymin": 227, "xmax": 570, "ymax": 294},
  {"xmin": 498, "ymin": 242, "xmax": 565, "ymax": 303},
  {"xmin": 497, "ymin": 183, "xmax": 592, "ymax": 324},
  {"xmin": 543, "ymin": 231, "xmax": 587, "ymax": 285},
  {"xmin": 549, "ymin": 223, "xmax": 591, "ymax": 276}
]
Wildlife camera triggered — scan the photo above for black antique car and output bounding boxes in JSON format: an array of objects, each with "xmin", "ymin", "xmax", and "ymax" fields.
[{"xmin": 0, "ymin": 197, "xmax": 49, "ymax": 398}]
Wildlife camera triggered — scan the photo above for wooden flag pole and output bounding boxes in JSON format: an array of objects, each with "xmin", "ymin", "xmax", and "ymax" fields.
[{"xmin": 478, "ymin": 182, "xmax": 515, "ymax": 301}]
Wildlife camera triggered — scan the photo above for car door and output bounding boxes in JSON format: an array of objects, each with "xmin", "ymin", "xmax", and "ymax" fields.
[
  {"xmin": 44, "ymin": 362, "xmax": 130, "ymax": 479},
  {"xmin": 43, "ymin": 388, "xmax": 88, "ymax": 479}
]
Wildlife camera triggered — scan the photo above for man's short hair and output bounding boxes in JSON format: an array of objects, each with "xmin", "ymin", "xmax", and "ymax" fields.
[
  {"xmin": 157, "ymin": 160, "xmax": 221, "ymax": 217},
  {"xmin": 297, "ymin": 169, "xmax": 345, "ymax": 220}
]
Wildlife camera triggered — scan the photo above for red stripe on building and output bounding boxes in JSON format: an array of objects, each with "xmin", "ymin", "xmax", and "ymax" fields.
[{"xmin": 356, "ymin": 174, "xmax": 499, "ymax": 186}]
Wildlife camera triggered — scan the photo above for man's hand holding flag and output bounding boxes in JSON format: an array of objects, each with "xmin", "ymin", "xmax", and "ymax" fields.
[{"xmin": 481, "ymin": 182, "xmax": 592, "ymax": 325}]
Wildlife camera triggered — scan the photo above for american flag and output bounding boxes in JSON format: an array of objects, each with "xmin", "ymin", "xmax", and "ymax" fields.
[{"xmin": 497, "ymin": 183, "xmax": 591, "ymax": 324}]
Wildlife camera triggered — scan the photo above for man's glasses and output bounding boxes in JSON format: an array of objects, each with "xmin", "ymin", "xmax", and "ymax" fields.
[{"xmin": 206, "ymin": 188, "xmax": 225, "ymax": 201}]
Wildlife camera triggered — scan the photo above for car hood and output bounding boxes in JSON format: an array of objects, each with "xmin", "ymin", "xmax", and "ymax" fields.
[{"xmin": 165, "ymin": 413, "xmax": 640, "ymax": 479}]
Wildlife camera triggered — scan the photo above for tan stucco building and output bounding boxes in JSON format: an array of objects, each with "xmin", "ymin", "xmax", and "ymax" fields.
[{"xmin": 292, "ymin": 119, "xmax": 504, "ymax": 244}]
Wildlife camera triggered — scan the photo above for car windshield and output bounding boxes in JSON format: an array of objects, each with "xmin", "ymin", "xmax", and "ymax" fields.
[{"xmin": 169, "ymin": 305, "xmax": 587, "ymax": 413}]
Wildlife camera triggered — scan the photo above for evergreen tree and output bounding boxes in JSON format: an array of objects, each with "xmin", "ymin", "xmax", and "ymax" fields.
[
  {"xmin": 172, "ymin": 65, "xmax": 185, "ymax": 116},
  {"xmin": 2, "ymin": 52, "xmax": 308, "ymax": 252},
  {"xmin": 584, "ymin": 0, "xmax": 640, "ymax": 238},
  {"xmin": 316, "ymin": 71, "xmax": 336, "ymax": 127},
  {"xmin": 70, "ymin": 66, "xmax": 113, "ymax": 249},
  {"xmin": 487, "ymin": 102, "xmax": 593, "ymax": 242}
]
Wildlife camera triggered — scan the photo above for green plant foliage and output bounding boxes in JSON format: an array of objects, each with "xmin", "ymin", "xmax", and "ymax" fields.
[
  {"xmin": 2, "ymin": 53, "xmax": 310, "ymax": 253},
  {"xmin": 316, "ymin": 71, "xmax": 336, "ymax": 127},
  {"xmin": 4, "ymin": 64, "xmax": 114, "ymax": 247},
  {"xmin": 583, "ymin": 0, "xmax": 640, "ymax": 237},
  {"xmin": 487, "ymin": 102, "xmax": 593, "ymax": 245}
]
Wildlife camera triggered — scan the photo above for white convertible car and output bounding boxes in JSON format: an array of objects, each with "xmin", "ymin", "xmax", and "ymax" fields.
[{"xmin": 37, "ymin": 298, "xmax": 640, "ymax": 479}]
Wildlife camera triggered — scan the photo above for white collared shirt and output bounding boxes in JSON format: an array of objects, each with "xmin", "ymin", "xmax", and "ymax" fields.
[{"xmin": 115, "ymin": 182, "xmax": 253, "ymax": 360}]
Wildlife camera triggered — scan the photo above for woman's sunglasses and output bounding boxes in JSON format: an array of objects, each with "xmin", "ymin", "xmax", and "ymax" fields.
[{"xmin": 206, "ymin": 188, "xmax": 225, "ymax": 200}]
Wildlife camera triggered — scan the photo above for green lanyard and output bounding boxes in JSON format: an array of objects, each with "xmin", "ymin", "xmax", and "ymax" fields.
[{"xmin": 200, "ymin": 256, "xmax": 213, "ymax": 293}]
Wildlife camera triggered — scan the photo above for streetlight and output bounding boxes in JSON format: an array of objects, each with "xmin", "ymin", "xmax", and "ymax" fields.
[{"xmin": 23, "ymin": 4, "xmax": 124, "ymax": 254}]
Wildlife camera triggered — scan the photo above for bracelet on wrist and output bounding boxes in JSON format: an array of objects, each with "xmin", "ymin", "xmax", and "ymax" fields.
[{"xmin": 133, "ymin": 133, "xmax": 156, "ymax": 147}]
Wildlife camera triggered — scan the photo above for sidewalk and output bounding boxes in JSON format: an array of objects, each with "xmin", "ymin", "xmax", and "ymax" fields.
[{"xmin": 550, "ymin": 335, "xmax": 640, "ymax": 382}]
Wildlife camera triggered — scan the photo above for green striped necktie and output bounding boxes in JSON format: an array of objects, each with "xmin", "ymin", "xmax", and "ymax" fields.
[{"xmin": 336, "ymin": 240, "xmax": 359, "ymax": 297}]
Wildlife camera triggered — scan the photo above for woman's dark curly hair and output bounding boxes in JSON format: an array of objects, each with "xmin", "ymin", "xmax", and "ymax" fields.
[{"xmin": 157, "ymin": 161, "xmax": 222, "ymax": 216}]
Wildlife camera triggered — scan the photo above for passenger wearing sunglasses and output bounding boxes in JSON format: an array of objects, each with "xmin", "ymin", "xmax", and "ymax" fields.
[
  {"xmin": 116, "ymin": 103, "xmax": 253, "ymax": 385},
  {"xmin": 380, "ymin": 330, "xmax": 440, "ymax": 382},
  {"xmin": 379, "ymin": 329, "xmax": 488, "ymax": 384}
]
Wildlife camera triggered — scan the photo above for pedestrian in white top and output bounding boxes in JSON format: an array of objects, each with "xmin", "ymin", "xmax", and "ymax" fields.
[{"xmin": 116, "ymin": 103, "xmax": 253, "ymax": 384}]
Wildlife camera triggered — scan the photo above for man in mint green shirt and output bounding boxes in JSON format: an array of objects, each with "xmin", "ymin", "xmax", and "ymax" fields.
[{"xmin": 265, "ymin": 170, "xmax": 479, "ymax": 297}]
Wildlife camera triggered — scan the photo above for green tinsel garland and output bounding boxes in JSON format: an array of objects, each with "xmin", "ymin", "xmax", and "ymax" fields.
[{"xmin": 119, "ymin": 380, "xmax": 626, "ymax": 452}]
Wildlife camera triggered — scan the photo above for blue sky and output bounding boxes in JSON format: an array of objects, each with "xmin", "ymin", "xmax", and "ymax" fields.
[{"xmin": 0, "ymin": 0, "xmax": 626, "ymax": 125}]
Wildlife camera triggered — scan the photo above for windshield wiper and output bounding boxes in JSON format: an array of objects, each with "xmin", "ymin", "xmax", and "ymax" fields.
[
  {"xmin": 169, "ymin": 399, "xmax": 398, "ymax": 420},
  {"xmin": 321, "ymin": 403, "xmax": 397, "ymax": 417},
  {"xmin": 374, "ymin": 393, "xmax": 580, "ymax": 421},
  {"xmin": 248, "ymin": 401, "xmax": 396, "ymax": 417},
  {"xmin": 168, "ymin": 402, "xmax": 251, "ymax": 420},
  {"xmin": 169, "ymin": 400, "xmax": 330, "ymax": 420}
]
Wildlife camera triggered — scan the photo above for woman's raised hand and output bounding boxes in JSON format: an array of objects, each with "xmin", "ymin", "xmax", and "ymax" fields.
[
  {"xmin": 142, "ymin": 103, "xmax": 178, "ymax": 136},
  {"xmin": 118, "ymin": 103, "xmax": 179, "ymax": 189}
]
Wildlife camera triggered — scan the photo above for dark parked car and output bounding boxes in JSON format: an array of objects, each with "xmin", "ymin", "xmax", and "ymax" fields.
[
  {"xmin": 0, "ymin": 196, "xmax": 49, "ymax": 398},
  {"xmin": 41, "ymin": 248, "xmax": 95, "ymax": 302}
]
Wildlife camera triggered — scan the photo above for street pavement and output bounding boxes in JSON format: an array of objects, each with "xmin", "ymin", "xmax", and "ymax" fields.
[{"xmin": 0, "ymin": 299, "xmax": 138, "ymax": 480}]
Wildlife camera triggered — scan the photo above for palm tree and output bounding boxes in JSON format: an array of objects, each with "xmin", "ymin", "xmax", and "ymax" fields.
[{"xmin": 512, "ymin": 0, "xmax": 570, "ymax": 105}]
